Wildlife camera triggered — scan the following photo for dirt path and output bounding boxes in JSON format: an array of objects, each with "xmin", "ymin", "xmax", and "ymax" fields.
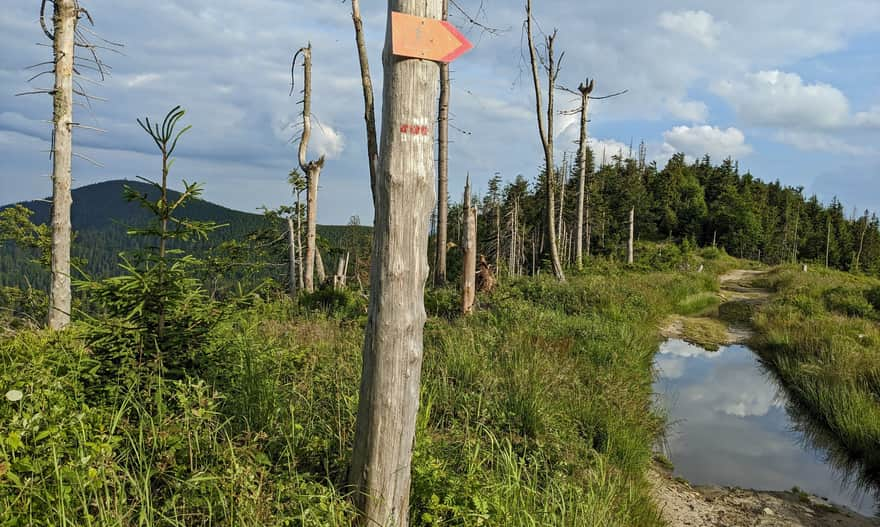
[
  {"xmin": 660, "ymin": 269, "xmax": 770, "ymax": 347},
  {"xmin": 653, "ymin": 269, "xmax": 879, "ymax": 526}
]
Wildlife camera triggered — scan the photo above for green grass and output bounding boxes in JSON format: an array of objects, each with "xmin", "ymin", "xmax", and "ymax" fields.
[
  {"xmin": 752, "ymin": 265, "xmax": 880, "ymax": 491},
  {"xmin": 0, "ymin": 260, "xmax": 724, "ymax": 526}
]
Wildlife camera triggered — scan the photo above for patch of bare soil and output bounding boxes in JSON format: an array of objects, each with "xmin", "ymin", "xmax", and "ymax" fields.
[
  {"xmin": 661, "ymin": 269, "xmax": 770, "ymax": 347},
  {"xmin": 651, "ymin": 467, "xmax": 879, "ymax": 527}
]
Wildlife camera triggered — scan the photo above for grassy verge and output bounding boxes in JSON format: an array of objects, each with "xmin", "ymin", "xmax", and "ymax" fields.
[
  {"xmin": 751, "ymin": 265, "xmax": 880, "ymax": 489},
  {"xmin": 0, "ymin": 262, "xmax": 721, "ymax": 526}
]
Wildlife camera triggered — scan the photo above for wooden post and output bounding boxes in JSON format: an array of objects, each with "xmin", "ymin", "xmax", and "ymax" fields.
[
  {"xmin": 462, "ymin": 177, "xmax": 477, "ymax": 314},
  {"xmin": 349, "ymin": 1, "xmax": 442, "ymax": 524},
  {"xmin": 47, "ymin": 0, "xmax": 76, "ymax": 330}
]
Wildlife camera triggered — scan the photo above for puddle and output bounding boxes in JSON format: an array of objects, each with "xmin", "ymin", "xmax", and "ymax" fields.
[{"xmin": 654, "ymin": 339, "xmax": 877, "ymax": 516}]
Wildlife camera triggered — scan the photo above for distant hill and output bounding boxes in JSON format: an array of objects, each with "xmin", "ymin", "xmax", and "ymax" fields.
[{"xmin": 0, "ymin": 180, "xmax": 371, "ymax": 290}]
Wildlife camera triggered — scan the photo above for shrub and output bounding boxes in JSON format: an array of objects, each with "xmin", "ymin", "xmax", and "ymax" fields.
[
  {"xmin": 865, "ymin": 286, "xmax": 880, "ymax": 313},
  {"xmin": 424, "ymin": 286, "xmax": 461, "ymax": 319},
  {"xmin": 822, "ymin": 287, "xmax": 876, "ymax": 318},
  {"xmin": 301, "ymin": 287, "xmax": 366, "ymax": 318}
]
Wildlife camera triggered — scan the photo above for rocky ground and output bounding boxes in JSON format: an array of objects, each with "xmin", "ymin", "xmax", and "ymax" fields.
[{"xmin": 651, "ymin": 467, "xmax": 879, "ymax": 527}]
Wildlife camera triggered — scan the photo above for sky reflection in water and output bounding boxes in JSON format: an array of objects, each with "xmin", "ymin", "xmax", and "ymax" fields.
[{"xmin": 654, "ymin": 339, "xmax": 874, "ymax": 515}]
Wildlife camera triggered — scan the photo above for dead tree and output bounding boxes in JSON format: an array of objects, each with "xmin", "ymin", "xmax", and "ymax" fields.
[
  {"xmin": 28, "ymin": 0, "xmax": 118, "ymax": 329},
  {"xmin": 292, "ymin": 44, "xmax": 325, "ymax": 293},
  {"xmin": 477, "ymin": 255, "xmax": 497, "ymax": 293},
  {"xmin": 525, "ymin": 0, "xmax": 565, "ymax": 281},
  {"xmin": 315, "ymin": 245, "xmax": 327, "ymax": 284},
  {"xmin": 461, "ymin": 177, "xmax": 477, "ymax": 315},
  {"xmin": 434, "ymin": 0, "xmax": 451, "ymax": 286},
  {"xmin": 508, "ymin": 199, "xmax": 519, "ymax": 277},
  {"xmin": 627, "ymin": 207, "xmax": 635, "ymax": 265},
  {"xmin": 45, "ymin": 0, "xmax": 77, "ymax": 329},
  {"xmin": 854, "ymin": 211, "xmax": 869, "ymax": 272},
  {"xmin": 348, "ymin": 1, "xmax": 442, "ymax": 524},
  {"xmin": 350, "ymin": 0, "xmax": 379, "ymax": 198},
  {"xmin": 575, "ymin": 80, "xmax": 594, "ymax": 269}
]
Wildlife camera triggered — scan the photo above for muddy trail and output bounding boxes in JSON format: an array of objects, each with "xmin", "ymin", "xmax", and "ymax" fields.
[
  {"xmin": 652, "ymin": 269, "xmax": 880, "ymax": 526},
  {"xmin": 661, "ymin": 269, "xmax": 769, "ymax": 349}
]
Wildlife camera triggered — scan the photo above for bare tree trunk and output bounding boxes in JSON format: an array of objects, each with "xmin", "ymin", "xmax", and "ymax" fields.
[
  {"xmin": 825, "ymin": 215, "xmax": 831, "ymax": 268},
  {"xmin": 462, "ymin": 177, "xmax": 476, "ymax": 315},
  {"xmin": 495, "ymin": 201, "xmax": 501, "ymax": 273},
  {"xmin": 315, "ymin": 245, "xmax": 327, "ymax": 285},
  {"xmin": 434, "ymin": 0, "xmax": 450, "ymax": 286},
  {"xmin": 349, "ymin": 1, "xmax": 441, "ymax": 524},
  {"xmin": 295, "ymin": 44, "xmax": 326, "ymax": 293},
  {"xmin": 508, "ymin": 199, "xmax": 518, "ymax": 278},
  {"xmin": 287, "ymin": 216, "xmax": 298, "ymax": 298},
  {"xmin": 47, "ymin": 0, "xmax": 76, "ymax": 330},
  {"xmin": 627, "ymin": 207, "xmax": 635, "ymax": 264},
  {"xmin": 557, "ymin": 152, "xmax": 567, "ymax": 247},
  {"xmin": 525, "ymin": 0, "xmax": 565, "ymax": 281},
  {"xmin": 855, "ymin": 213, "xmax": 869, "ymax": 272},
  {"xmin": 296, "ymin": 193, "xmax": 305, "ymax": 289},
  {"xmin": 575, "ymin": 80, "xmax": 594, "ymax": 269},
  {"xmin": 350, "ymin": 0, "xmax": 379, "ymax": 196}
]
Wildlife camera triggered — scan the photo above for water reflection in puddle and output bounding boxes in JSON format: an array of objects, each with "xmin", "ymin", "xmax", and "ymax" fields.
[{"xmin": 654, "ymin": 339, "xmax": 875, "ymax": 516}]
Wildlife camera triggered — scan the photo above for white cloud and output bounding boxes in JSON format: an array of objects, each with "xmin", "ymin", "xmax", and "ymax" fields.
[
  {"xmin": 122, "ymin": 73, "xmax": 162, "ymax": 88},
  {"xmin": 855, "ymin": 106, "xmax": 880, "ymax": 128},
  {"xmin": 310, "ymin": 123, "xmax": 346, "ymax": 160},
  {"xmin": 713, "ymin": 70, "xmax": 850, "ymax": 129},
  {"xmin": 774, "ymin": 130, "xmax": 872, "ymax": 156},
  {"xmin": 666, "ymin": 98, "xmax": 709, "ymax": 123},
  {"xmin": 662, "ymin": 125, "xmax": 752, "ymax": 161},
  {"xmin": 658, "ymin": 10, "xmax": 721, "ymax": 48},
  {"xmin": 589, "ymin": 138, "xmax": 630, "ymax": 163}
]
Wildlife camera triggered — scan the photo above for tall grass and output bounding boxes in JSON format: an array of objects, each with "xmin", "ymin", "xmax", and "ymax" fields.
[
  {"xmin": 0, "ymin": 261, "xmax": 722, "ymax": 526},
  {"xmin": 752, "ymin": 265, "xmax": 880, "ymax": 495}
]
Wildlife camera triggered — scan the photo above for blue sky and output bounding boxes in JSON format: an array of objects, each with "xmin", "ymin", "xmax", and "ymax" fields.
[{"xmin": 1, "ymin": 1, "xmax": 878, "ymax": 224}]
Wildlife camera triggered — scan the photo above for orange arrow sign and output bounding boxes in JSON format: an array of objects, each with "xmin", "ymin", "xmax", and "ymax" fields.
[{"xmin": 391, "ymin": 11, "xmax": 473, "ymax": 63}]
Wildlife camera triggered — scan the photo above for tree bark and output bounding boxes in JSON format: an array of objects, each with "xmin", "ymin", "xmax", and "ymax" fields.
[
  {"xmin": 315, "ymin": 244, "xmax": 327, "ymax": 285},
  {"xmin": 627, "ymin": 206, "xmax": 635, "ymax": 265},
  {"xmin": 296, "ymin": 44, "xmax": 326, "ymax": 293},
  {"xmin": 434, "ymin": 0, "xmax": 450, "ymax": 286},
  {"xmin": 349, "ymin": 2, "xmax": 441, "ymax": 525},
  {"xmin": 575, "ymin": 80, "xmax": 594, "ymax": 269},
  {"xmin": 462, "ymin": 177, "xmax": 476, "ymax": 315},
  {"xmin": 525, "ymin": 0, "xmax": 565, "ymax": 281},
  {"xmin": 47, "ymin": 0, "xmax": 76, "ymax": 330}
]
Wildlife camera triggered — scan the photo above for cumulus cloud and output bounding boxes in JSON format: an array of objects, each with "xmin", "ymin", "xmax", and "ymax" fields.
[
  {"xmin": 589, "ymin": 138, "xmax": 630, "ymax": 162},
  {"xmin": 662, "ymin": 125, "xmax": 752, "ymax": 161},
  {"xmin": 310, "ymin": 123, "xmax": 346, "ymax": 160},
  {"xmin": 774, "ymin": 130, "xmax": 872, "ymax": 156},
  {"xmin": 712, "ymin": 70, "xmax": 850, "ymax": 129},
  {"xmin": 665, "ymin": 98, "xmax": 709, "ymax": 123},
  {"xmin": 658, "ymin": 10, "xmax": 721, "ymax": 48},
  {"xmin": 855, "ymin": 106, "xmax": 880, "ymax": 128}
]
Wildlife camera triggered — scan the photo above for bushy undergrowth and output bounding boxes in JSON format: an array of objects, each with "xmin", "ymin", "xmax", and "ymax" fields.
[
  {"xmin": 1, "ymin": 261, "xmax": 721, "ymax": 526},
  {"xmin": 752, "ymin": 266, "xmax": 880, "ymax": 489}
]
